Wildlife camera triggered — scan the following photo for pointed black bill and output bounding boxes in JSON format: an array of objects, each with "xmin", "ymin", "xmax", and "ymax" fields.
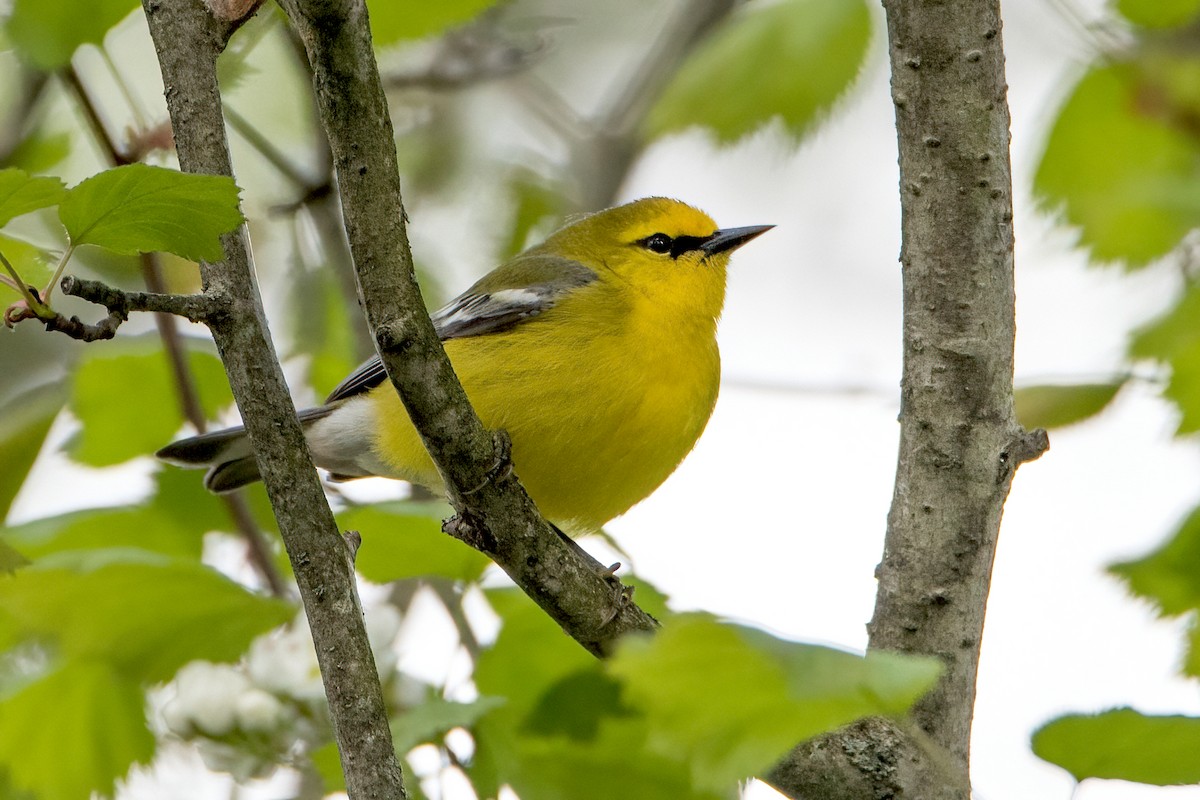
[{"xmin": 700, "ymin": 224, "xmax": 774, "ymax": 256}]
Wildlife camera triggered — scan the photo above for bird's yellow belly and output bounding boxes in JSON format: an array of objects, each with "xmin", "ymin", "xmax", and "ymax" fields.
[{"xmin": 368, "ymin": 320, "xmax": 719, "ymax": 531}]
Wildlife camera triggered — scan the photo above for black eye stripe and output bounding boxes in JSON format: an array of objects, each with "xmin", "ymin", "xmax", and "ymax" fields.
[{"xmin": 639, "ymin": 233, "xmax": 711, "ymax": 258}]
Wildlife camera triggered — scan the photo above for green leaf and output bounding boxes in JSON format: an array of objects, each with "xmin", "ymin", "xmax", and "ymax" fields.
[
  {"xmin": 340, "ymin": 503, "xmax": 489, "ymax": 583},
  {"xmin": 1117, "ymin": 0, "xmax": 1200, "ymax": 27},
  {"xmin": 0, "ymin": 556, "xmax": 294, "ymax": 683},
  {"xmin": 60, "ymin": 164, "xmax": 243, "ymax": 261},
  {"xmin": 1033, "ymin": 708, "xmax": 1200, "ymax": 784},
  {"xmin": 1130, "ymin": 281, "xmax": 1200, "ymax": 433},
  {"xmin": 366, "ymin": 0, "xmax": 496, "ymax": 45},
  {"xmin": 391, "ymin": 696, "xmax": 506, "ymax": 753},
  {"xmin": 0, "ymin": 661, "xmax": 154, "ymax": 800},
  {"xmin": 647, "ymin": 0, "xmax": 871, "ymax": 144},
  {"xmin": 1, "ymin": 504, "xmax": 204, "ymax": 562},
  {"xmin": 0, "ymin": 233, "xmax": 55, "ymax": 292},
  {"xmin": 2, "ymin": 130, "xmax": 72, "ymax": 173},
  {"xmin": 1111, "ymin": 504, "xmax": 1200, "ymax": 616},
  {"xmin": 1013, "ymin": 381, "xmax": 1125, "ymax": 430},
  {"xmin": 4, "ymin": 0, "xmax": 138, "ymax": 69},
  {"xmin": 0, "ymin": 541, "xmax": 29, "ymax": 574},
  {"xmin": 0, "ymin": 168, "xmax": 66, "ymax": 226},
  {"xmin": 1035, "ymin": 62, "xmax": 1200, "ymax": 266},
  {"xmin": 610, "ymin": 615, "xmax": 940, "ymax": 791},
  {"xmin": 0, "ymin": 382, "xmax": 65, "ymax": 521},
  {"xmin": 68, "ymin": 338, "xmax": 233, "ymax": 466}
]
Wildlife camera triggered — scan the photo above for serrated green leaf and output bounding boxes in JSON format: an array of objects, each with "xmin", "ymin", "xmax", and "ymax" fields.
[
  {"xmin": 609, "ymin": 615, "xmax": 941, "ymax": 791},
  {"xmin": 0, "ymin": 661, "xmax": 154, "ymax": 800},
  {"xmin": 340, "ymin": 504, "xmax": 489, "ymax": 583},
  {"xmin": 1130, "ymin": 281, "xmax": 1200, "ymax": 433},
  {"xmin": 60, "ymin": 164, "xmax": 243, "ymax": 261},
  {"xmin": 68, "ymin": 338, "xmax": 233, "ymax": 466},
  {"xmin": 0, "ymin": 168, "xmax": 66, "ymax": 226},
  {"xmin": 1117, "ymin": 0, "xmax": 1200, "ymax": 27},
  {"xmin": 0, "ymin": 555, "xmax": 294, "ymax": 683},
  {"xmin": 1033, "ymin": 708, "xmax": 1200, "ymax": 784},
  {"xmin": 366, "ymin": 0, "xmax": 496, "ymax": 45},
  {"xmin": 0, "ymin": 382, "xmax": 65, "ymax": 521},
  {"xmin": 1035, "ymin": 62, "xmax": 1200, "ymax": 266},
  {"xmin": 4, "ymin": 0, "xmax": 138, "ymax": 69},
  {"xmin": 1111, "ymin": 504, "xmax": 1200, "ymax": 616},
  {"xmin": 647, "ymin": 0, "xmax": 871, "ymax": 144},
  {"xmin": 1014, "ymin": 381, "xmax": 1125, "ymax": 430}
]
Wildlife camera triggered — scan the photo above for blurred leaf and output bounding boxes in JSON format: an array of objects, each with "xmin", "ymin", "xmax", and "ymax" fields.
[
  {"xmin": 2, "ymin": 130, "xmax": 72, "ymax": 173},
  {"xmin": 310, "ymin": 697, "xmax": 501, "ymax": 793},
  {"xmin": 0, "ymin": 555, "xmax": 294, "ymax": 683},
  {"xmin": 610, "ymin": 615, "xmax": 941, "ymax": 791},
  {"xmin": 285, "ymin": 251, "xmax": 358, "ymax": 397},
  {"xmin": 0, "ymin": 168, "xmax": 65, "ymax": 227},
  {"xmin": 501, "ymin": 175, "xmax": 565, "ymax": 259},
  {"xmin": 1111, "ymin": 504, "xmax": 1200, "ymax": 616},
  {"xmin": 0, "ymin": 382, "xmax": 65, "ymax": 521},
  {"xmin": 60, "ymin": 164, "xmax": 243, "ymax": 261},
  {"xmin": 391, "ymin": 695, "xmax": 506, "ymax": 753},
  {"xmin": 0, "ymin": 233, "xmax": 55, "ymax": 292},
  {"xmin": 647, "ymin": 0, "xmax": 871, "ymax": 144},
  {"xmin": 68, "ymin": 338, "xmax": 233, "ymax": 466},
  {"xmin": 2, "ymin": 504, "xmax": 204, "ymax": 562},
  {"xmin": 1033, "ymin": 708, "xmax": 1200, "ymax": 784},
  {"xmin": 1014, "ymin": 380, "xmax": 1125, "ymax": 430},
  {"xmin": 366, "ymin": 0, "xmax": 496, "ymax": 45},
  {"xmin": 1117, "ymin": 0, "xmax": 1200, "ymax": 27},
  {"xmin": 621, "ymin": 575, "xmax": 671, "ymax": 621},
  {"xmin": 1130, "ymin": 281, "xmax": 1200, "ymax": 433},
  {"xmin": 524, "ymin": 669, "xmax": 631, "ymax": 740},
  {"xmin": 1036, "ymin": 62, "xmax": 1200, "ymax": 266},
  {"xmin": 470, "ymin": 588, "xmax": 596, "ymax": 797},
  {"xmin": 4, "ymin": 0, "xmax": 138, "ymax": 69},
  {"xmin": 339, "ymin": 503, "xmax": 489, "ymax": 583},
  {"xmin": 0, "ymin": 661, "xmax": 154, "ymax": 800},
  {"xmin": 0, "ymin": 541, "xmax": 28, "ymax": 574}
]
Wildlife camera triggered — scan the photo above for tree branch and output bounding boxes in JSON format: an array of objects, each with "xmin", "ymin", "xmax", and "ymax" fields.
[
  {"xmin": 61, "ymin": 68, "xmax": 289, "ymax": 597},
  {"xmin": 139, "ymin": 1, "xmax": 405, "ymax": 797},
  {"xmin": 764, "ymin": 2, "xmax": 1047, "ymax": 797},
  {"xmin": 275, "ymin": 0, "xmax": 658, "ymax": 657}
]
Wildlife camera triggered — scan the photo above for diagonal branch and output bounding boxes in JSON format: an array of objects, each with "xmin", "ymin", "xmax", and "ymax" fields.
[{"xmin": 275, "ymin": 0, "xmax": 658, "ymax": 657}]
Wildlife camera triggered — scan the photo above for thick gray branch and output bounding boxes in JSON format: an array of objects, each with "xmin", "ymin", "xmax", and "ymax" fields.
[
  {"xmin": 139, "ymin": 1, "xmax": 405, "ymax": 798},
  {"xmin": 766, "ymin": 2, "xmax": 1046, "ymax": 797},
  {"xmin": 275, "ymin": 0, "xmax": 658, "ymax": 657}
]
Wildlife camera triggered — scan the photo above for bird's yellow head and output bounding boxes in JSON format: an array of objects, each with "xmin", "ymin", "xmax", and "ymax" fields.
[{"xmin": 536, "ymin": 197, "xmax": 771, "ymax": 326}]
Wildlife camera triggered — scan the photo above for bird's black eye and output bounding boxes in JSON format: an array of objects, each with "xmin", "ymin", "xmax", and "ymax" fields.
[{"xmin": 642, "ymin": 233, "xmax": 673, "ymax": 254}]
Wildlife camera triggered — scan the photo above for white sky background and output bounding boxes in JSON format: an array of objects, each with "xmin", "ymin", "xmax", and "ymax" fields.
[{"xmin": 12, "ymin": 1, "xmax": 1200, "ymax": 799}]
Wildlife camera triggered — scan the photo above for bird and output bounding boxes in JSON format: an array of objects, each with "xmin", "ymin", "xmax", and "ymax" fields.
[{"xmin": 158, "ymin": 197, "xmax": 771, "ymax": 533}]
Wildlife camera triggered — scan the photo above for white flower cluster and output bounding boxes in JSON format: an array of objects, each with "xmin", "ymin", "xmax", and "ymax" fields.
[{"xmin": 160, "ymin": 603, "xmax": 404, "ymax": 780}]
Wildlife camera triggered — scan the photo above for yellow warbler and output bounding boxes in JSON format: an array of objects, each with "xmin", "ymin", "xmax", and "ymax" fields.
[{"xmin": 159, "ymin": 197, "xmax": 770, "ymax": 531}]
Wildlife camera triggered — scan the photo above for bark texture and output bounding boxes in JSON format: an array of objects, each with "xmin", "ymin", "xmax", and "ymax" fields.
[
  {"xmin": 140, "ymin": 1, "xmax": 406, "ymax": 797},
  {"xmin": 766, "ymin": 1, "xmax": 1046, "ymax": 797},
  {"xmin": 869, "ymin": 0, "xmax": 1046, "ymax": 768},
  {"xmin": 275, "ymin": 0, "xmax": 659, "ymax": 657}
]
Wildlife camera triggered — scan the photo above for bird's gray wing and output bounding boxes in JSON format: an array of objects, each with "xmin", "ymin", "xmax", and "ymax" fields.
[{"xmin": 324, "ymin": 254, "xmax": 596, "ymax": 404}]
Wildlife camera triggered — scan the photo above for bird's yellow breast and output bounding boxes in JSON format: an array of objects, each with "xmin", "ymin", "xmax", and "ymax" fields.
[{"xmin": 367, "ymin": 280, "xmax": 720, "ymax": 531}]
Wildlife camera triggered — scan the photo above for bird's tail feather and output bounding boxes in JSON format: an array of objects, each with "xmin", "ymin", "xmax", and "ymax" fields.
[{"xmin": 156, "ymin": 406, "xmax": 335, "ymax": 493}]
